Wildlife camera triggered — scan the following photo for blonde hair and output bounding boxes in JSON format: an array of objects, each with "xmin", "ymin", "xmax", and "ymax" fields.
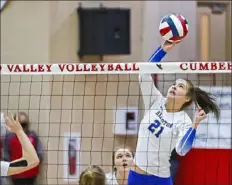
[{"xmin": 79, "ymin": 165, "xmax": 105, "ymax": 185}]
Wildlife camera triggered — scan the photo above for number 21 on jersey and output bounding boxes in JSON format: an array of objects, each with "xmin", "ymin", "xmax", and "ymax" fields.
[{"xmin": 148, "ymin": 120, "xmax": 164, "ymax": 138}]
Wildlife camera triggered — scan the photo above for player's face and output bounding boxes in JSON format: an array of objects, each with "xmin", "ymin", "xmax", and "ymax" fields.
[
  {"xmin": 167, "ymin": 79, "xmax": 191, "ymax": 104},
  {"xmin": 114, "ymin": 148, "xmax": 134, "ymax": 172}
]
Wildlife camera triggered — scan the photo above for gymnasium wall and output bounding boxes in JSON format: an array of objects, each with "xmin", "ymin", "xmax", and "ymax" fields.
[{"xmin": 3, "ymin": 1, "xmax": 229, "ymax": 185}]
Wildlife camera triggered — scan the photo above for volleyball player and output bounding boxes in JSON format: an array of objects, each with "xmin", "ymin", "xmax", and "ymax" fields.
[
  {"xmin": 79, "ymin": 165, "xmax": 106, "ymax": 185},
  {"xmin": 0, "ymin": 113, "xmax": 39, "ymax": 177},
  {"xmin": 106, "ymin": 146, "xmax": 134, "ymax": 185},
  {"xmin": 128, "ymin": 41, "xmax": 220, "ymax": 185}
]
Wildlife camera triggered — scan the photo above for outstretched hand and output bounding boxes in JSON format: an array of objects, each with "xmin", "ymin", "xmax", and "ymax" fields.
[
  {"xmin": 161, "ymin": 40, "xmax": 181, "ymax": 52},
  {"xmin": 4, "ymin": 112, "xmax": 23, "ymax": 134}
]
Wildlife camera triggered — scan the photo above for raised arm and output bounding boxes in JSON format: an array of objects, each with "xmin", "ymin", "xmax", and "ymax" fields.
[
  {"xmin": 139, "ymin": 45, "xmax": 167, "ymax": 111},
  {"xmin": 1, "ymin": 113, "xmax": 39, "ymax": 176},
  {"xmin": 139, "ymin": 41, "xmax": 179, "ymax": 111}
]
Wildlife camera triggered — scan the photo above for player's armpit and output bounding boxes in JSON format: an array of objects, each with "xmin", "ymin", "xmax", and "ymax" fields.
[{"xmin": 176, "ymin": 127, "xmax": 196, "ymax": 156}]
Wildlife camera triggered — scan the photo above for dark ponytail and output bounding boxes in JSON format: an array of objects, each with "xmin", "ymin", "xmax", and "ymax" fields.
[
  {"xmin": 182, "ymin": 79, "xmax": 220, "ymax": 121},
  {"xmin": 194, "ymin": 87, "xmax": 220, "ymax": 121}
]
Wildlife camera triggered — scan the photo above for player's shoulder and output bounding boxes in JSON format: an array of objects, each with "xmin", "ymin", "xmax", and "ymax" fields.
[
  {"xmin": 105, "ymin": 171, "xmax": 115, "ymax": 179},
  {"xmin": 105, "ymin": 171, "xmax": 118, "ymax": 185}
]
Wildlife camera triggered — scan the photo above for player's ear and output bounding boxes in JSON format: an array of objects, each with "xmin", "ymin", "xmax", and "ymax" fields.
[{"xmin": 185, "ymin": 96, "xmax": 191, "ymax": 103}]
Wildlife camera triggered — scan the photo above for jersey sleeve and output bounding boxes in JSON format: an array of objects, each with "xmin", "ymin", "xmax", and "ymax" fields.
[
  {"xmin": 175, "ymin": 116, "xmax": 196, "ymax": 156},
  {"xmin": 0, "ymin": 161, "xmax": 10, "ymax": 176},
  {"xmin": 139, "ymin": 46, "xmax": 167, "ymax": 111},
  {"xmin": 139, "ymin": 74, "xmax": 162, "ymax": 111}
]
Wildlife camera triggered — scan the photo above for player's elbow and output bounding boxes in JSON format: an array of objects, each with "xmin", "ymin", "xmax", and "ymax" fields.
[
  {"xmin": 175, "ymin": 144, "xmax": 193, "ymax": 156},
  {"xmin": 175, "ymin": 149, "xmax": 188, "ymax": 156},
  {"xmin": 27, "ymin": 158, "xmax": 40, "ymax": 169},
  {"xmin": 31, "ymin": 160, "xmax": 40, "ymax": 168},
  {"xmin": 26, "ymin": 154, "xmax": 40, "ymax": 168},
  {"xmin": 33, "ymin": 157, "xmax": 40, "ymax": 166},
  {"xmin": 32, "ymin": 155, "xmax": 40, "ymax": 166}
]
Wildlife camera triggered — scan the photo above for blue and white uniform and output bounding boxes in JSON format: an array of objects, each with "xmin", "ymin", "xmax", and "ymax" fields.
[{"xmin": 128, "ymin": 46, "xmax": 196, "ymax": 185}]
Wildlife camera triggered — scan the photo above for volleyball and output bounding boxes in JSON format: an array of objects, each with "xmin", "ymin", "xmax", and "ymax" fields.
[{"xmin": 159, "ymin": 13, "xmax": 189, "ymax": 42}]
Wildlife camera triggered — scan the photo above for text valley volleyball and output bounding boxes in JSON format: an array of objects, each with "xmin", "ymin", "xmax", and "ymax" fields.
[
  {"xmin": 0, "ymin": 62, "xmax": 231, "ymax": 75},
  {"xmin": 0, "ymin": 63, "xmax": 139, "ymax": 74}
]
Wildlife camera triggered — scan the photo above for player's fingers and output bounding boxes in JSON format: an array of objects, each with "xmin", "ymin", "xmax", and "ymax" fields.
[
  {"xmin": 15, "ymin": 113, "xmax": 19, "ymax": 123},
  {"xmin": 3, "ymin": 112, "xmax": 8, "ymax": 121},
  {"xmin": 194, "ymin": 103, "xmax": 201, "ymax": 111},
  {"xmin": 201, "ymin": 114, "xmax": 207, "ymax": 120},
  {"xmin": 198, "ymin": 109, "xmax": 205, "ymax": 115},
  {"xmin": 197, "ymin": 106, "xmax": 202, "ymax": 111},
  {"xmin": 3, "ymin": 113, "xmax": 10, "ymax": 123},
  {"xmin": 5, "ymin": 116, "xmax": 13, "ymax": 128},
  {"xmin": 174, "ymin": 40, "xmax": 181, "ymax": 44},
  {"xmin": 200, "ymin": 112, "xmax": 206, "ymax": 118},
  {"xmin": 8, "ymin": 112, "xmax": 14, "ymax": 121},
  {"xmin": 199, "ymin": 113, "xmax": 205, "ymax": 118},
  {"xmin": 165, "ymin": 40, "xmax": 173, "ymax": 46},
  {"xmin": 195, "ymin": 109, "xmax": 202, "ymax": 116}
]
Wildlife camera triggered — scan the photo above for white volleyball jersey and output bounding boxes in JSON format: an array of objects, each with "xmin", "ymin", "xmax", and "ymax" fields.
[
  {"xmin": 106, "ymin": 172, "xmax": 118, "ymax": 185},
  {"xmin": 1, "ymin": 161, "xmax": 10, "ymax": 176},
  {"xmin": 134, "ymin": 74, "xmax": 192, "ymax": 178}
]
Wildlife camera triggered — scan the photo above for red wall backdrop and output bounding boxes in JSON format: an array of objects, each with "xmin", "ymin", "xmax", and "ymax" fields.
[{"xmin": 175, "ymin": 148, "xmax": 232, "ymax": 185}]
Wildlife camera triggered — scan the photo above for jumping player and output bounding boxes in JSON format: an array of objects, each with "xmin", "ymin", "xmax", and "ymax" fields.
[
  {"xmin": 128, "ymin": 41, "xmax": 220, "ymax": 185},
  {"xmin": 0, "ymin": 113, "xmax": 39, "ymax": 177}
]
